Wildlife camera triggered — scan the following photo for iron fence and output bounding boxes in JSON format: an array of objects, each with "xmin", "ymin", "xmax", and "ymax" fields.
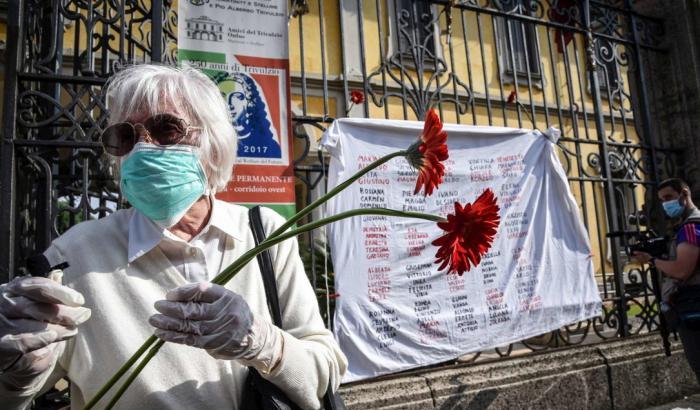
[{"xmin": 0, "ymin": 0, "xmax": 680, "ymax": 370}]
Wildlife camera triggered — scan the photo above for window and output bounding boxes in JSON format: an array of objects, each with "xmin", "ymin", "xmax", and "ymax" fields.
[
  {"xmin": 586, "ymin": 9, "xmax": 622, "ymax": 96},
  {"xmin": 591, "ymin": 35, "xmax": 621, "ymax": 95},
  {"xmin": 388, "ymin": 0, "xmax": 443, "ymax": 68},
  {"xmin": 494, "ymin": 2, "xmax": 543, "ymax": 84},
  {"xmin": 397, "ymin": 0, "xmax": 435, "ymax": 57}
]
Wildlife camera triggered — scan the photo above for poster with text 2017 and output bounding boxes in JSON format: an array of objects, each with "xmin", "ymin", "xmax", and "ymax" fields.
[{"xmin": 179, "ymin": 0, "xmax": 295, "ymax": 219}]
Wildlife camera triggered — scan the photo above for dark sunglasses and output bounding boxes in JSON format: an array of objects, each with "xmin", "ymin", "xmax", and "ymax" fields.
[{"xmin": 100, "ymin": 113, "xmax": 200, "ymax": 156}]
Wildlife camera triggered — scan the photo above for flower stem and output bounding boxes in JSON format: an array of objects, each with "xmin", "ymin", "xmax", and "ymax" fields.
[
  {"xmin": 516, "ymin": 100, "xmax": 534, "ymax": 125},
  {"xmin": 82, "ymin": 206, "xmax": 441, "ymax": 410},
  {"xmin": 103, "ymin": 340, "xmax": 165, "ymax": 410},
  {"xmin": 211, "ymin": 207, "xmax": 442, "ymax": 285},
  {"xmin": 82, "ymin": 335, "xmax": 159, "ymax": 410},
  {"xmin": 267, "ymin": 150, "xmax": 407, "ymax": 240}
]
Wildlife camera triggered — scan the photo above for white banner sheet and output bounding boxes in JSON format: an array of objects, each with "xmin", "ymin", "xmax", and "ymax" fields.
[{"xmin": 323, "ymin": 118, "xmax": 602, "ymax": 382}]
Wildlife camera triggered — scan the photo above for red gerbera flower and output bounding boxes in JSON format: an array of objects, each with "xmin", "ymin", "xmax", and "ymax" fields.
[
  {"xmin": 432, "ymin": 189, "xmax": 500, "ymax": 275},
  {"xmin": 407, "ymin": 109, "xmax": 449, "ymax": 196},
  {"xmin": 350, "ymin": 90, "xmax": 365, "ymax": 104}
]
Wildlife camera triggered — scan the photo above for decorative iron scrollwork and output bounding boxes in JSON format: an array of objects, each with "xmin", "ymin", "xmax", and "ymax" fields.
[{"xmin": 365, "ymin": 3, "xmax": 472, "ymax": 120}]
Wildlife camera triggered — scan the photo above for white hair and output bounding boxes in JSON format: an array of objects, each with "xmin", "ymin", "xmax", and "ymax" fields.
[{"xmin": 105, "ymin": 64, "xmax": 237, "ymax": 193}]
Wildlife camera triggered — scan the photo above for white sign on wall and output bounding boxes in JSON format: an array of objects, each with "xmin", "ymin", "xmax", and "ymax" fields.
[{"xmin": 178, "ymin": 0, "xmax": 297, "ymax": 215}]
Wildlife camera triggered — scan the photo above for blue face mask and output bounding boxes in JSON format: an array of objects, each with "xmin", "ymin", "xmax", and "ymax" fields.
[
  {"xmin": 120, "ymin": 143, "xmax": 207, "ymax": 228},
  {"xmin": 662, "ymin": 198, "xmax": 685, "ymax": 218}
]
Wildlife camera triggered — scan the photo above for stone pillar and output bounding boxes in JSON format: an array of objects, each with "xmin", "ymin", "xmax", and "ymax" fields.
[{"xmin": 635, "ymin": 0, "xmax": 700, "ymax": 198}]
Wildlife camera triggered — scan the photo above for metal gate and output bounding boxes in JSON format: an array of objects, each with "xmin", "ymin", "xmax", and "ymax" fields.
[{"xmin": 0, "ymin": 0, "xmax": 679, "ymax": 364}]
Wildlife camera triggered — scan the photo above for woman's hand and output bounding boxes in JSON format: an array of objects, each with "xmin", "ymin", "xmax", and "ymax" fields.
[
  {"xmin": 149, "ymin": 282, "xmax": 283, "ymax": 372},
  {"xmin": 0, "ymin": 276, "xmax": 91, "ymax": 390}
]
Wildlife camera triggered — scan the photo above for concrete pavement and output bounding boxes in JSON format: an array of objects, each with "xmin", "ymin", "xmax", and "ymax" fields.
[{"xmin": 645, "ymin": 394, "xmax": 700, "ymax": 410}]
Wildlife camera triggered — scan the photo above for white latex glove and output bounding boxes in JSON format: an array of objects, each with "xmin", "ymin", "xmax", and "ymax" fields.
[
  {"xmin": 149, "ymin": 282, "xmax": 284, "ymax": 373},
  {"xmin": 0, "ymin": 275, "xmax": 91, "ymax": 390}
]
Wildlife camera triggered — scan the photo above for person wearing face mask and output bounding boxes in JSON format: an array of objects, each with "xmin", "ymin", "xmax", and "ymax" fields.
[
  {"xmin": 0, "ymin": 64, "xmax": 346, "ymax": 409},
  {"xmin": 633, "ymin": 178, "xmax": 700, "ymax": 383}
]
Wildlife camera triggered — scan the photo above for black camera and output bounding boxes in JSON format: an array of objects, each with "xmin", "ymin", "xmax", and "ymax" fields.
[
  {"xmin": 627, "ymin": 233, "xmax": 669, "ymax": 258},
  {"xmin": 606, "ymin": 230, "xmax": 669, "ymax": 259}
]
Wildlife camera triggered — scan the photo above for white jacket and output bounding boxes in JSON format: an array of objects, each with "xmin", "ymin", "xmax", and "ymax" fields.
[{"xmin": 2, "ymin": 203, "xmax": 346, "ymax": 409}]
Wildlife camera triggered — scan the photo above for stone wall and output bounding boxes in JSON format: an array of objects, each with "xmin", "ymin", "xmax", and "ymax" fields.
[
  {"xmin": 635, "ymin": 0, "xmax": 700, "ymax": 196},
  {"xmin": 338, "ymin": 334, "xmax": 699, "ymax": 409}
]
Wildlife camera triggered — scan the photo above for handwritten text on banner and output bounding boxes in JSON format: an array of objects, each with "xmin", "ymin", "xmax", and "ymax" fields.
[{"xmin": 323, "ymin": 119, "xmax": 601, "ymax": 382}]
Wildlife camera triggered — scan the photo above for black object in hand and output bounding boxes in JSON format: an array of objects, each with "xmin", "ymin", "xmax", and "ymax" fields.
[
  {"xmin": 606, "ymin": 230, "xmax": 669, "ymax": 258},
  {"xmin": 25, "ymin": 254, "xmax": 69, "ymax": 277},
  {"xmin": 628, "ymin": 235, "xmax": 669, "ymax": 258}
]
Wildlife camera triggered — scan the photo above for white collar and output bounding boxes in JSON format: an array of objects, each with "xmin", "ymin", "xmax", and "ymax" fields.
[{"xmin": 127, "ymin": 196, "xmax": 243, "ymax": 263}]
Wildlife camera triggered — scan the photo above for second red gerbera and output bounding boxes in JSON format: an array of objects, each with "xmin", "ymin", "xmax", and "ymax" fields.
[
  {"xmin": 432, "ymin": 189, "xmax": 501, "ymax": 275},
  {"xmin": 407, "ymin": 109, "xmax": 449, "ymax": 196}
]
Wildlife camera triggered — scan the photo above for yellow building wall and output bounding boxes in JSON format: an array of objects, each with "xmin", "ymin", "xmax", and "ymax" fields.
[
  {"xmin": 288, "ymin": 0, "xmax": 343, "ymax": 78},
  {"xmin": 288, "ymin": 2, "xmax": 643, "ymax": 279},
  {"xmin": 290, "ymin": 3, "xmax": 634, "ymax": 123}
]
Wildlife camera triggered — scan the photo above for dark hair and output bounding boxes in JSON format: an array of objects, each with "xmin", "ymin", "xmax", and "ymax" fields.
[{"xmin": 658, "ymin": 178, "xmax": 689, "ymax": 194}]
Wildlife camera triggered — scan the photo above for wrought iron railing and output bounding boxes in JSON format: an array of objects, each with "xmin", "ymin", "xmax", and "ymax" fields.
[{"xmin": 0, "ymin": 0, "xmax": 679, "ymax": 374}]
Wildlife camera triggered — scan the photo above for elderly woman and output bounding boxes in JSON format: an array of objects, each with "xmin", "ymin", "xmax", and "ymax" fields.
[{"xmin": 0, "ymin": 64, "xmax": 346, "ymax": 409}]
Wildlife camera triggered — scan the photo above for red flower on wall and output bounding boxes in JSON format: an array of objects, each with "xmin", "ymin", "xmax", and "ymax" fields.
[
  {"xmin": 407, "ymin": 109, "xmax": 449, "ymax": 196},
  {"xmin": 432, "ymin": 189, "xmax": 501, "ymax": 275},
  {"xmin": 507, "ymin": 90, "xmax": 517, "ymax": 104},
  {"xmin": 350, "ymin": 90, "xmax": 365, "ymax": 104}
]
